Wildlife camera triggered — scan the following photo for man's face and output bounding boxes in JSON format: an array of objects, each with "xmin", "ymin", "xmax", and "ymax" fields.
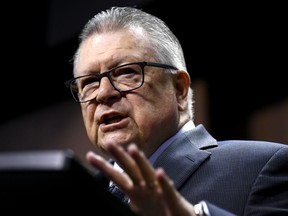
[{"xmin": 74, "ymin": 30, "xmax": 180, "ymax": 157}]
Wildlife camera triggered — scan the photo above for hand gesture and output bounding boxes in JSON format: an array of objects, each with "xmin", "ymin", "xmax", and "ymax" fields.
[{"xmin": 86, "ymin": 143, "xmax": 196, "ymax": 216}]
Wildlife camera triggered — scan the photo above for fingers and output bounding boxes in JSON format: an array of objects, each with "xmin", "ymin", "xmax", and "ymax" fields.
[
  {"xmin": 88, "ymin": 143, "xmax": 160, "ymax": 192},
  {"xmin": 86, "ymin": 151, "xmax": 131, "ymax": 186},
  {"xmin": 156, "ymin": 167, "xmax": 195, "ymax": 215},
  {"xmin": 155, "ymin": 167, "xmax": 178, "ymax": 201},
  {"xmin": 105, "ymin": 143, "xmax": 146, "ymax": 188},
  {"xmin": 107, "ymin": 143, "xmax": 161, "ymax": 191},
  {"xmin": 87, "ymin": 144, "xmax": 195, "ymax": 215},
  {"xmin": 127, "ymin": 144, "xmax": 160, "ymax": 190},
  {"xmin": 127, "ymin": 145, "xmax": 195, "ymax": 215}
]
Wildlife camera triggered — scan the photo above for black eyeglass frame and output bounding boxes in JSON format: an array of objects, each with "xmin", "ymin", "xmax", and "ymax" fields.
[{"xmin": 64, "ymin": 61, "xmax": 178, "ymax": 103}]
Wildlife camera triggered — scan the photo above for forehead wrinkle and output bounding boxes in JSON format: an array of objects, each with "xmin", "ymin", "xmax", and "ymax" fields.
[{"xmin": 76, "ymin": 31, "xmax": 152, "ymax": 76}]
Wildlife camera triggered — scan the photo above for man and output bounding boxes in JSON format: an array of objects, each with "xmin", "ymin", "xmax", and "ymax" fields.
[{"xmin": 65, "ymin": 6, "xmax": 288, "ymax": 216}]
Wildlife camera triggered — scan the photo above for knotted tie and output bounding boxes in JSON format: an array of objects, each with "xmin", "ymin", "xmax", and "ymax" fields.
[{"xmin": 108, "ymin": 184, "xmax": 130, "ymax": 206}]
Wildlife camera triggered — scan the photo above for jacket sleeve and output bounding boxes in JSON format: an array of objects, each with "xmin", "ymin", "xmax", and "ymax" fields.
[
  {"xmin": 203, "ymin": 201, "xmax": 237, "ymax": 216},
  {"xmin": 245, "ymin": 146, "xmax": 288, "ymax": 215},
  {"xmin": 203, "ymin": 145, "xmax": 288, "ymax": 216}
]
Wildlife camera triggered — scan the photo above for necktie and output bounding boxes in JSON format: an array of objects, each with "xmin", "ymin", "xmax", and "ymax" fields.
[{"xmin": 108, "ymin": 184, "xmax": 130, "ymax": 206}]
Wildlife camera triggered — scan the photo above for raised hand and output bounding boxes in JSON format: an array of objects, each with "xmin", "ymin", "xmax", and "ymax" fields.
[{"xmin": 86, "ymin": 143, "xmax": 196, "ymax": 216}]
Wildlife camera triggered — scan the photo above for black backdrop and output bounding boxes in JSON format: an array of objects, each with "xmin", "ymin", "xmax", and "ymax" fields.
[{"xmin": 2, "ymin": 0, "xmax": 287, "ymax": 141}]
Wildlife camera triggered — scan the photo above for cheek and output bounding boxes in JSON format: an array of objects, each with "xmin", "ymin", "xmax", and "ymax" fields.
[
  {"xmin": 81, "ymin": 103, "xmax": 95, "ymax": 117},
  {"xmin": 81, "ymin": 103, "xmax": 96, "ymax": 131},
  {"xmin": 132, "ymin": 83, "xmax": 178, "ymax": 126}
]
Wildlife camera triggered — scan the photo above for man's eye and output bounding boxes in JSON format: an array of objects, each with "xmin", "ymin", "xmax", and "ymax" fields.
[
  {"xmin": 80, "ymin": 77, "xmax": 99, "ymax": 88},
  {"xmin": 114, "ymin": 67, "xmax": 136, "ymax": 76}
]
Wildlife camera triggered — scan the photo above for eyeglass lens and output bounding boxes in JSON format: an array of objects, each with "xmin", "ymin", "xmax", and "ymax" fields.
[{"xmin": 70, "ymin": 63, "xmax": 144, "ymax": 102}]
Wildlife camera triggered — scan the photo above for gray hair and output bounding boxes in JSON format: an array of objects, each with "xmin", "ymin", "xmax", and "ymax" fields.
[{"xmin": 74, "ymin": 6, "xmax": 194, "ymax": 120}]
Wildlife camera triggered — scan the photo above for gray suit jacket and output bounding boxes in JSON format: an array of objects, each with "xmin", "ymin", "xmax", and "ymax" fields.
[{"xmin": 153, "ymin": 124, "xmax": 288, "ymax": 215}]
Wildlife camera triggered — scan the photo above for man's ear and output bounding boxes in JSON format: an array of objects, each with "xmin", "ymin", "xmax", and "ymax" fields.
[{"xmin": 175, "ymin": 70, "xmax": 190, "ymax": 111}]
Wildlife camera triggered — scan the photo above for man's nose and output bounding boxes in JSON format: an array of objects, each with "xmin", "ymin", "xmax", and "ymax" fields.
[{"xmin": 96, "ymin": 77, "xmax": 120, "ymax": 102}]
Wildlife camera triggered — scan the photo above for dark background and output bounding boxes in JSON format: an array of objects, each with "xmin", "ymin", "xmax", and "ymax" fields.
[{"xmin": 1, "ymin": 0, "xmax": 287, "ymax": 156}]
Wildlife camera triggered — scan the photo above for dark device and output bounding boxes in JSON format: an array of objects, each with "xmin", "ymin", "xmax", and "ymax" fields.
[{"xmin": 0, "ymin": 149, "xmax": 137, "ymax": 215}]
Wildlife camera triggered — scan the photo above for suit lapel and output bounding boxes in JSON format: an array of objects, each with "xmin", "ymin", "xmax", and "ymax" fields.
[{"xmin": 153, "ymin": 124, "xmax": 217, "ymax": 189}]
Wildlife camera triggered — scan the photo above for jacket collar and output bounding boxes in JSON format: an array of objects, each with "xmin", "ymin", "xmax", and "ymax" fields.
[{"xmin": 153, "ymin": 124, "xmax": 217, "ymax": 189}]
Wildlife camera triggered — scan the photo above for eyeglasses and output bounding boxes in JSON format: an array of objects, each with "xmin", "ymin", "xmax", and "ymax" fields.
[{"xmin": 65, "ymin": 61, "xmax": 177, "ymax": 103}]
